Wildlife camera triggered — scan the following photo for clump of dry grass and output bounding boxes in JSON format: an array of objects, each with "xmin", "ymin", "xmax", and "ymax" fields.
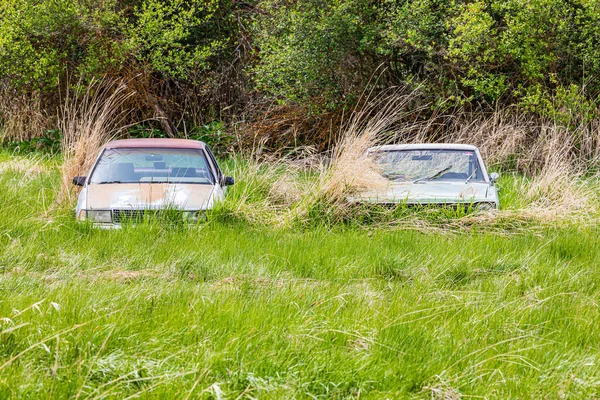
[
  {"xmin": 57, "ymin": 79, "xmax": 134, "ymax": 205},
  {"xmin": 288, "ymin": 88, "xmax": 423, "ymax": 223},
  {"xmin": 525, "ymin": 159, "xmax": 587, "ymax": 209},
  {"xmin": 222, "ymin": 91, "xmax": 600, "ymax": 229},
  {"xmin": 0, "ymin": 91, "xmax": 52, "ymax": 142},
  {"xmin": 318, "ymin": 125, "xmax": 386, "ymax": 202},
  {"xmin": 520, "ymin": 146, "xmax": 597, "ymax": 223}
]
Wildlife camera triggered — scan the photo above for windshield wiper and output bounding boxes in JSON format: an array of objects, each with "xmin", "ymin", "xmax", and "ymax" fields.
[
  {"xmin": 465, "ymin": 169, "xmax": 478, "ymax": 184},
  {"xmin": 383, "ymin": 172, "xmax": 406, "ymax": 181},
  {"xmin": 98, "ymin": 180, "xmax": 123, "ymax": 184},
  {"xmin": 414, "ymin": 166, "xmax": 453, "ymax": 183}
]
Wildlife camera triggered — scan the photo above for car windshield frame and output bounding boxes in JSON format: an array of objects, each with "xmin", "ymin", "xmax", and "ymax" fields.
[
  {"xmin": 371, "ymin": 148, "xmax": 486, "ymax": 183},
  {"xmin": 88, "ymin": 147, "xmax": 216, "ymax": 185}
]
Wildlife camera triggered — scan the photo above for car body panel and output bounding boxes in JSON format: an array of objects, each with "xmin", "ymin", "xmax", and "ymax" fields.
[
  {"xmin": 103, "ymin": 138, "xmax": 207, "ymax": 150},
  {"xmin": 355, "ymin": 181, "xmax": 499, "ymax": 207}
]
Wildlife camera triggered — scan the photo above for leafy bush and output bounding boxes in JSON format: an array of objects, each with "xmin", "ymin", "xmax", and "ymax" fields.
[
  {"xmin": 0, "ymin": 0, "xmax": 233, "ymax": 90},
  {"xmin": 253, "ymin": 0, "xmax": 600, "ymax": 112},
  {"xmin": 2, "ymin": 0, "xmax": 600, "ymax": 146},
  {"xmin": 252, "ymin": 0, "xmax": 377, "ymax": 110},
  {"xmin": 188, "ymin": 121, "xmax": 234, "ymax": 156},
  {"xmin": 126, "ymin": 0, "xmax": 224, "ymax": 78},
  {"xmin": 0, "ymin": 0, "xmax": 124, "ymax": 90},
  {"xmin": 5, "ymin": 130, "xmax": 62, "ymax": 154},
  {"xmin": 128, "ymin": 124, "xmax": 169, "ymax": 139}
]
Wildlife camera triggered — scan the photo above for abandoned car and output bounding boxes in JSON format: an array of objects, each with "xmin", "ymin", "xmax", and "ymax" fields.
[
  {"xmin": 359, "ymin": 143, "xmax": 500, "ymax": 209},
  {"xmin": 72, "ymin": 138, "xmax": 234, "ymax": 226}
]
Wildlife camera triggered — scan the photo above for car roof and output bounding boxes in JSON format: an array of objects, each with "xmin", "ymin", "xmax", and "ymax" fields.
[
  {"xmin": 103, "ymin": 138, "xmax": 207, "ymax": 150},
  {"xmin": 369, "ymin": 143, "xmax": 479, "ymax": 152}
]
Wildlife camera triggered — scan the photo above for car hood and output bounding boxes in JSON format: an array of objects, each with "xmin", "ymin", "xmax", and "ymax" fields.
[
  {"xmin": 355, "ymin": 181, "xmax": 492, "ymax": 204},
  {"xmin": 85, "ymin": 183, "xmax": 215, "ymax": 210}
]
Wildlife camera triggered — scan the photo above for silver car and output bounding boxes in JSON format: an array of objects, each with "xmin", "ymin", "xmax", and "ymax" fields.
[
  {"xmin": 359, "ymin": 143, "xmax": 500, "ymax": 209},
  {"xmin": 72, "ymin": 138, "xmax": 234, "ymax": 227}
]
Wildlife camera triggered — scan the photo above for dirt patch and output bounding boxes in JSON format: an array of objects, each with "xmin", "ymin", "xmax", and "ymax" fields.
[{"xmin": 102, "ymin": 270, "xmax": 158, "ymax": 282}]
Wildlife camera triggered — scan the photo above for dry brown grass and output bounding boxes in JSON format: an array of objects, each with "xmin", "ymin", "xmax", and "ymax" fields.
[
  {"xmin": 57, "ymin": 79, "xmax": 134, "ymax": 205},
  {"xmin": 198, "ymin": 93, "xmax": 600, "ymax": 230},
  {"xmin": 441, "ymin": 110, "xmax": 600, "ymax": 173},
  {"xmin": 240, "ymin": 105, "xmax": 342, "ymax": 152},
  {"xmin": 287, "ymin": 89, "xmax": 424, "ymax": 222},
  {"xmin": 219, "ymin": 91, "xmax": 600, "ymax": 229},
  {"xmin": 440, "ymin": 111, "xmax": 600, "ymax": 222},
  {"xmin": 0, "ymin": 92, "xmax": 53, "ymax": 142}
]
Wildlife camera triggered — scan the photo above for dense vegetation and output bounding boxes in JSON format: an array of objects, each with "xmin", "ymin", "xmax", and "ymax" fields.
[
  {"xmin": 2, "ymin": 151, "xmax": 600, "ymax": 398},
  {"xmin": 2, "ymin": 0, "xmax": 600, "ymax": 146},
  {"xmin": 3, "ymin": 3, "xmax": 600, "ymax": 397}
]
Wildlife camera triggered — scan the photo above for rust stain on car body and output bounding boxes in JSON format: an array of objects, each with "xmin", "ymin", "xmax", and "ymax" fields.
[{"xmin": 458, "ymin": 186, "xmax": 479, "ymax": 199}]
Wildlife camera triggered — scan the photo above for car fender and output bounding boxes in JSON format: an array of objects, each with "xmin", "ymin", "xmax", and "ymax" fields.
[{"xmin": 75, "ymin": 186, "xmax": 88, "ymax": 219}]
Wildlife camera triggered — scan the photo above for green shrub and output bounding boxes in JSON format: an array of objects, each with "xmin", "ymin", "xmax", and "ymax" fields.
[
  {"xmin": 0, "ymin": 0, "xmax": 234, "ymax": 91},
  {"xmin": 2, "ymin": 0, "xmax": 600, "ymax": 138},
  {"xmin": 4, "ymin": 129, "xmax": 62, "ymax": 154},
  {"xmin": 253, "ymin": 0, "xmax": 600, "ymax": 114}
]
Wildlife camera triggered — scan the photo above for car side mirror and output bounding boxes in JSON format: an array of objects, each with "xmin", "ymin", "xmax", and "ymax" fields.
[
  {"xmin": 223, "ymin": 176, "xmax": 235, "ymax": 186},
  {"xmin": 72, "ymin": 176, "xmax": 87, "ymax": 186},
  {"xmin": 489, "ymin": 172, "xmax": 499, "ymax": 184}
]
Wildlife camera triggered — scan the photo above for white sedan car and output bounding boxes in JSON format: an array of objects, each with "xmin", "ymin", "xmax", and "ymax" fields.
[
  {"xmin": 72, "ymin": 138, "xmax": 234, "ymax": 227},
  {"xmin": 359, "ymin": 143, "xmax": 500, "ymax": 210}
]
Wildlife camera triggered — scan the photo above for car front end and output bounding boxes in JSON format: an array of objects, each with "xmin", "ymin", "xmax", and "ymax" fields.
[
  {"xmin": 73, "ymin": 140, "xmax": 233, "ymax": 228},
  {"xmin": 358, "ymin": 144, "xmax": 500, "ymax": 210},
  {"xmin": 355, "ymin": 180, "xmax": 499, "ymax": 210},
  {"xmin": 76, "ymin": 182, "xmax": 216, "ymax": 228}
]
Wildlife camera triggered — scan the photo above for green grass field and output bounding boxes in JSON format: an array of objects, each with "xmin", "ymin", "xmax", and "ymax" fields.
[{"xmin": 2, "ymin": 151, "xmax": 600, "ymax": 398}]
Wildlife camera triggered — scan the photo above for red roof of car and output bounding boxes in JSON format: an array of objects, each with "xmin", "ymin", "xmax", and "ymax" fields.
[{"xmin": 104, "ymin": 138, "xmax": 206, "ymax": 149}]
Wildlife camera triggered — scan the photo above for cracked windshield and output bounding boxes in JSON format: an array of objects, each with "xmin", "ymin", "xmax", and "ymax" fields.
[{"xmin": 372, "ymin": 149, "xmax": 484, "ymax": 182}]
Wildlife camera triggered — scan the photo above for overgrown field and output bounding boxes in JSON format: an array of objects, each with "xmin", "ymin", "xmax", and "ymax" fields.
[{"xmin": 2, "ymin": 151, "xmax": 600, "ymax": 399}]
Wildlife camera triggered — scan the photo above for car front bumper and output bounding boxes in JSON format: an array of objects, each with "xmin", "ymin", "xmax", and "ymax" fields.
[{"xmin": 78, "ymin": 209, "xmax": 208, "ymax": 228}]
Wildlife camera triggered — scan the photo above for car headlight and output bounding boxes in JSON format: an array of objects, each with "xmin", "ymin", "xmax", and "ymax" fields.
[{"xmin": 86, "ymin": 210, "xmax": 112, "ymax": 223}]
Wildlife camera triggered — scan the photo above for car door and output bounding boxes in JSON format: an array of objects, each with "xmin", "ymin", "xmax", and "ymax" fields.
[{"xmin": 204, "ymin": 146, "xmax": 225, "ymax": 201}]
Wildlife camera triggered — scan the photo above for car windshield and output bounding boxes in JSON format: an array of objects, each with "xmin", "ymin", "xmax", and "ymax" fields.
[
  {"xmin": 371, "ymin": 149, "xmax": 485, "ymax": 183},
  {"xmin": 89, "ymin": 148, "xmax": 215, "ymax": 184}
]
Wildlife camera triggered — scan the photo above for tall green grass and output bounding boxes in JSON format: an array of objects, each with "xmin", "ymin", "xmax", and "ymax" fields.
[{"xmin": 2, "ymin": 151, "xmax": 600, "ymax": 398}]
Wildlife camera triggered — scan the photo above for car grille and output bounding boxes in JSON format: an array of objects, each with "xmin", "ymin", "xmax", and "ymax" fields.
[
  {"xmin": 357, "ymin": 202, "xmax": 476, "ymax": 210},
  {"xmin": 112, "ymin": 209, "xmax": 152, "ymax": 223},
  {"xmin": 111, "ymin": 209, "xmax": 191, "ymax": 223}
]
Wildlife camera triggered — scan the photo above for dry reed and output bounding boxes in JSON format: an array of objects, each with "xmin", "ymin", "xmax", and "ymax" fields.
[
  {"xmin": 0, "ymin": 92, "xmax": 52, "ymax": 142},
  {"xmin": 230, "ymin": 94, "xmax": 600, "ymax": 229},
  {"xmin": 287, "ymin": 88, "xmax": 424, "ymax": 223},
  {"xmin": 57, "ymin": 79, "xmax": 134, "ymax": 205}
]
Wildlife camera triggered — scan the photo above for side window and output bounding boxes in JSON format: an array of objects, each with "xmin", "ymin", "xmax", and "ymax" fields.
[{"xmin": 205, "ymin": 146, "xmax": 223, "ymax": 183}]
